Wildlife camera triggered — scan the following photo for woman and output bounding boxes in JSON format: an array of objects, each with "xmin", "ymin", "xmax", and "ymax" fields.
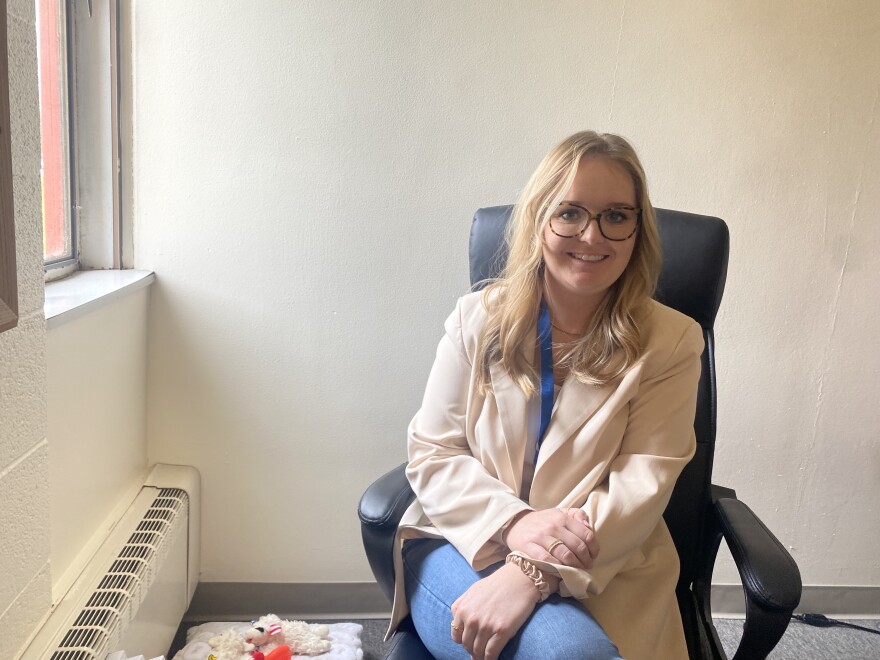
[{"xmin": 390, "ymin": 131, "xmax": 703, "ymax": 659}]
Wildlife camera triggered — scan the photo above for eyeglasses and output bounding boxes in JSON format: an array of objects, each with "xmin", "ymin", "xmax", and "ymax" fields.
[{"xmin": 548, "ymin": 202, "xmax": 641, "ymax": 241}]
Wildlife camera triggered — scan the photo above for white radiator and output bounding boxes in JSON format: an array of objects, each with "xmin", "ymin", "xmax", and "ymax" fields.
[{"xmin": 21, "ymin": 464, "xmax": 200, "ymax": 660}]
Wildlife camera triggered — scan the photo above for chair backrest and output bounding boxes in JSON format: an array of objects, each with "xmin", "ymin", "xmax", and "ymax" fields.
[{"xmin": 468, "ymin": 205, "xmax": 729, "ymax": 591}]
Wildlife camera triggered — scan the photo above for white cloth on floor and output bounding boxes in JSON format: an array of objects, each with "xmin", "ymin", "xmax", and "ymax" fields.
[{"xmin": 172, "ymin": 621, "xmax": 363, "ymax": 660}]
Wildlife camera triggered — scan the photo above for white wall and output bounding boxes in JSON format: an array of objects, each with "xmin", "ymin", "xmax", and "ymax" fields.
[
  {"xmin": 131, "ymin": 0, "xmax": 880, "ymax": 591},
  {"xmin": 0, "ymin": 0, "xmax": 51, "ymax": 656}
]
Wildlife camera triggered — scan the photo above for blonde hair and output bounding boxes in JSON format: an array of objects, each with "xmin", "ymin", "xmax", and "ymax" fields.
[{"xmin": 475, "ymin": 131, "xmax": 662, "ymax": 396}]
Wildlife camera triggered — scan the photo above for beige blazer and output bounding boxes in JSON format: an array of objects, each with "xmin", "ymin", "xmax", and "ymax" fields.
[{"xmin": 390, "ymin": 291, "xmax": 704, "ymax": 659}]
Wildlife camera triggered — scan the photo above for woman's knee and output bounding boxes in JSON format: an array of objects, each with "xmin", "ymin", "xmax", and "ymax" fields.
[
  {"xmin": 509, "ymin": 596, "xmax": 622, "ymax": 660},
  {"xmin": 536, "ymin": 638, "xmax": 621, "ymax": 660}
]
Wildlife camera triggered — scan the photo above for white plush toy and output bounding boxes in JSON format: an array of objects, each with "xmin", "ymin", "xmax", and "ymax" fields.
[
  {"xmin": 245, "ymin": 614, "xmax": 332, "ymax": 656},
  {"xmin": 207, "ymin": 628, "xmax": 256, "ymax": 660}
]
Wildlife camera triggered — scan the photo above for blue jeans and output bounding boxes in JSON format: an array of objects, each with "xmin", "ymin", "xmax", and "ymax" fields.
[{"xmin": 402, "ymin": 539, "xmax": 622, "ymax": 660}]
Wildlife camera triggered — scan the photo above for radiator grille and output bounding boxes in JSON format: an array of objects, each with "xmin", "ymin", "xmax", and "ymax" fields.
[{"xmin": 49, "ymin": 488, "xmax": 188, "ymax": 660}]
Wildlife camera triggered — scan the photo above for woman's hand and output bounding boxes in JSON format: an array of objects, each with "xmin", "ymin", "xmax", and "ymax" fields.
[
  {"xmin": 450, "ymin": 563, "xmax": 540, "ymax": 660},
  {"xmin": 503, "ymin": 508, "xmax": 599, "ymax": 570}
]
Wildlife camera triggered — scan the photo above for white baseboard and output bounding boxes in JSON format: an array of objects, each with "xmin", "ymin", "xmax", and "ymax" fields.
[
  {"xmin": 711, "ymin": 584, "xmax": 880, "ymax": 619},
  {"xmin": 185, "ymin": 582, "xmax": 391, "ymax": 621},
  {"xmin": 184, "ymin": 582, "xmax": 880, "ymax": 622}
]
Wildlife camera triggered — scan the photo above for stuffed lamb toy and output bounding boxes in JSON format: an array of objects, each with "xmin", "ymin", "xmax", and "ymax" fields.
[
  {"xmin": 207, "ymin": 628, "xmax": 256, "ymax": 660},
  {"xmin": 245, "ymin": 614, "xmax": 332, "ymax": 656}
]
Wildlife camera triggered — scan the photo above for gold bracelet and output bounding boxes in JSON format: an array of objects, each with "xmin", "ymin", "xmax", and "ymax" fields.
[{"xmin": 506, "ymin": 553, "xmax": 551, "ymax": 602}]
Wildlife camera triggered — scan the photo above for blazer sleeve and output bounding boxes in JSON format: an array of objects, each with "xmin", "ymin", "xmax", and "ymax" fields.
[
  {"xmin": 405, "ymin": 297, "xmax": 533, "ymax": 568},
  {"xmin": 538, "ymin": 319, "xmax": 703, "ymax": 600}
]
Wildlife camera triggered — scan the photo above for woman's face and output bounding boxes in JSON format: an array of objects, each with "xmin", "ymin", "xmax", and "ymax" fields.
[{"xmin": 541, "ymin": 156, "xmax": 638, "ymax": 309}]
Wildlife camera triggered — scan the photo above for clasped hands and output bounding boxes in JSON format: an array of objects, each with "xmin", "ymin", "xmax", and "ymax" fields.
[
  {"xmin": 503, "ymin": 507, "xmax": 599, "ymax": 571},
  {"xmin": 450, "ymin": 508, "xmax": 599, "ymax": 660}
]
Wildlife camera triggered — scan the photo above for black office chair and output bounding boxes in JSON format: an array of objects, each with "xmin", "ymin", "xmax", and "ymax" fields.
[{"xmin": 359, "ymin": 206, "xmax": 802, "ymax": 659}]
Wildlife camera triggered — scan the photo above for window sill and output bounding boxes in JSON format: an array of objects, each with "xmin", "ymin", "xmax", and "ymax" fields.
[{"xmin": 45, "ymin": 270, "xmax": 156, "ymax": 329}]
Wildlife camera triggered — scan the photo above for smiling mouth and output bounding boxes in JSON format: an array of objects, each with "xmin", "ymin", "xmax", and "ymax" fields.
[{"xmin": 569, "ymin": 253, "xmax": 607, "ymax": 262}]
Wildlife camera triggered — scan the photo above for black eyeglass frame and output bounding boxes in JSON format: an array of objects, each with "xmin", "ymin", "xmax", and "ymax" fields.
[{"xmin": 548, "ymin": 202, "xmax": 642, "ymax": 241}]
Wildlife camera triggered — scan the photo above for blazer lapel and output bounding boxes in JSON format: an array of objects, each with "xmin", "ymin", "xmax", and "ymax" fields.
[
  {"xmin": 488, "ymin": 327, "xmax": 536, "ymax": 488},
  {"xmin": 534, "ymin": 376, "xmax": 616, "ymax": 472}
]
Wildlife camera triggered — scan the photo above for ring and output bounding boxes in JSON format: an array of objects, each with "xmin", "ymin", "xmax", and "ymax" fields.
[
  {"xmin": 451, "ymin": 622, "xmax": 462, "ymax": 631},
  {"xmin": 546, "ymin": 539, "xmax": 564, "ymax": 553}
]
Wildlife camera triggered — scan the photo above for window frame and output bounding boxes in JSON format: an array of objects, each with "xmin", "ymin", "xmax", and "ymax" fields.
[
  {"xmin": 1, "ymin": 0, "xmax": 18, "ymax": 333},
  {"xmin": 40, "ymin": 0, "xmax": 77, "ymax": 276},
  {"xmin": 42, "ymin": 0, "xmax": 124, "ymax": 281}
]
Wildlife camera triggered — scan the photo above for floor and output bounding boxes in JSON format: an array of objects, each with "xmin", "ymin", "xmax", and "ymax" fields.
[{"xmin": 712, "ymin": 618, "xmax": 880, "ymax": 660}]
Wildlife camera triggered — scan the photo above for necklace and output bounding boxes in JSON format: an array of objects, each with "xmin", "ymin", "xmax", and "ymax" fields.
[
  {"xmin": 550, "ymin": 320, "xmax": 584, "ymax": 336},
  {"xmin": 542, "ymin": 279, "xmax": 586, "ymax": 337}
]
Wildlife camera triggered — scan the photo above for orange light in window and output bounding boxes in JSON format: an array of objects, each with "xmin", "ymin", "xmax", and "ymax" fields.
[{"xmin": 38, "ymin": 0, "xmax": 68, "ymax": 262}]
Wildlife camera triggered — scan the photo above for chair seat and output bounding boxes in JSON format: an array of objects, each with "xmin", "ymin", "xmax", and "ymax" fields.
[{"xmin": 383, "ymin": 618, "xmax": 434, "ymax": 660}]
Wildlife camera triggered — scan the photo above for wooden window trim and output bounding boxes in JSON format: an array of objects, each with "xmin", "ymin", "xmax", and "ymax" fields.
[{"xmin": 1, "ymin": 0, "xmax": 18, "ymax": 334}]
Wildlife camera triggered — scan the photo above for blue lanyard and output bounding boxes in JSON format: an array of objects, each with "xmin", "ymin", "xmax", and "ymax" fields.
[{"xmin": 536, "ymin": 299, "xmax": 555, "ymax": 462}]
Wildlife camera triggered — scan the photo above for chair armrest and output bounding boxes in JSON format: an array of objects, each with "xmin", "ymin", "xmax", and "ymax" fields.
[
  {"xmin": 359, "ymin": 462, "xmax": 414, "ymax": 527},
  {"xmin": 358, "ymin": 463, "xmax": 415, "ymax": 602},
  {"xmin": 714, "ymin": 497, "xmax": 801, "ymax": 613},
  {"xmin": 712, "ymin": 495, "xmax": 802, "ymax": 659}
]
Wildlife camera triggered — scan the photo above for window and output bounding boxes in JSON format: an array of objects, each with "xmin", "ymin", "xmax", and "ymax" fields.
[
  {"xmin": 37, "ymin": 0, "xmax": 125, "ymax": 280},
  {"xmin": 37, "ymin": 0, "xmax": 75, "ymax": 272}
]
